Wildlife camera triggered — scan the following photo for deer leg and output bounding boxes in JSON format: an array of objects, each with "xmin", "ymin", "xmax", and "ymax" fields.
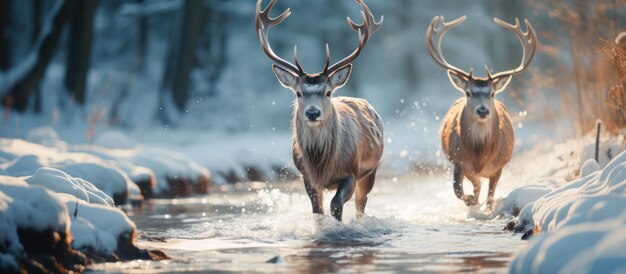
[
  {"xmin": 453, "ymin": 165, "xmax": 466, "ymax": 200},
  {"xmin": 487, "ymin": 170, "xmax": 503, "ymax": 211},
  {"xmin": 465, "ymin": 176, "xmax": 481, "ymax": 206},
  {"xmin": 355, "ymin": 168, "xmax": 377, "ymax": 219},
  {"xmin": 331, "ymin": 175, "xmax": 356, "ymax": 221},
  {"xmin": 304, "ymin": 177, "xmax": 324, "ymax": 214}
]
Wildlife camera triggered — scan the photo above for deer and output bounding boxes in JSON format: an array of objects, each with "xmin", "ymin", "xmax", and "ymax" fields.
[
  {"xmin": 255, "ymin": 0, "xmax": 384, "ymax": 221},
  {"xmin": 426, "ymin": 16, "xmax": 537, "ymax": 211}
]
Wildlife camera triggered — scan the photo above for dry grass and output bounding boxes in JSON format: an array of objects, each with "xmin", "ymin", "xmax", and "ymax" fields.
[{"xmin": 526, "ymin": 0, "xmax": 626, "ymax": 134}]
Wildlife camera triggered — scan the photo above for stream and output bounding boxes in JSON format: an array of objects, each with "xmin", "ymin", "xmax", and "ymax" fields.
[{"xmin": 90, "ymin": 175, "xmax": 524, "ymax": 273}]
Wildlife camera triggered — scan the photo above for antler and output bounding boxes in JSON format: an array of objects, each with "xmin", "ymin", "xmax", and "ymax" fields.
[
  {"xmin": 488, "ymin": 18, "xmax": 537, "ymax": 79},
  {"xmin": 425, "ymin": 16, "xmax": 471, "ymax": 78},
  {"xmin": 323, "ymin": 0, "xmax": 383, "ymax": 75},
  {"xmin": 256, "ymin": 0, "xmax": 303, "ymax": 75}
]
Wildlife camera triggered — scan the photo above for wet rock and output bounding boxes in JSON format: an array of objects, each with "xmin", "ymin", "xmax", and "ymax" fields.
[
  {"xmin": 115, "ymin": 232, "xmax": 169, "ymax": 261},
  {"xmin": 12, "ymin": 228, "xmax": 87, "ymax": 274},
  {"xmin": 112, "ymin": 190, "xmax": 129, "ymax": 206},
  {"xmin": 134, "ymin": 177, "xmax": 155, "ymax": 199},
  {"xmin": 164, "ymin": 175, "xmax": 210, "ymax": 197},
  {"xmin": 245, "ymin": 166, "xmax": 265, "ymax": 182},
  {"xmin": 266, "ymin": 255, "xmax": 283, "ymax": 264},
  {"xmin": 503, "ymin": 220, "xmax": 516, "ymax": 231},
  {"xmin": 521, "ymin": 227, "xmax": 540, "ymax": 240},
  {"xmin": 138, "ymin": 231, "xmax": 167, "ymax": 243},
  {"xmin": 217, "ymin": 165, "xmax": 298, "ymax": 184}
]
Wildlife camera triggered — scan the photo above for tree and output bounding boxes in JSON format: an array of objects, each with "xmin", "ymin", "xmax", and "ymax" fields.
[
  {"xmin": 1, "ymin": 0, "xmax": 78, "ymax": 111},
  {"xmin": 198, "ymin": 0, "xmax": 229, "ymax": 97},
  {"xmin": 65, "ymin": 0, "xmax": 99, "ymax": 104},
  {"xmin": 0, "ymin": 0, "xmax": 10, "ymax": 71},
  {"xmin": 32, "ymin": 0, "xmax": 43, "ymax": 112},
  {"xmin": 160, "ymin": 0, "xmax": 204, "ymax": 115}
]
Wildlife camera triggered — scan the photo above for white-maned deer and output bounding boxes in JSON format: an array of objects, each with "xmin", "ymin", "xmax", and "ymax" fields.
[
  {"xmin": 426, "ymin": 16, "xmax": 537, "ymax": 210},
  {"xmin": 256, "ymin": 0, "xmax": 384, "ymax": 221}
]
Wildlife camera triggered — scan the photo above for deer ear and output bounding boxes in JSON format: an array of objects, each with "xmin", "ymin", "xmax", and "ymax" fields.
[
  {"xmin": 329, "ymin": 64, "xmax": 352, "ymax": 90},
  {"xmin": 492, "ymin": 75, "xmax": 512, "ymax": 93},
  {"xmin": 272, "ymin": 65, "xmax": 299, "ymax": 89},
  {"xmin": 447, "ymin": 70, "xmax": 469, "ymax": 94}
]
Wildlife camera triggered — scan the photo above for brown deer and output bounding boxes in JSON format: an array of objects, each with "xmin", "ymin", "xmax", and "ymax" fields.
[
  {"xmin": 256, "ymin": 0, "xmax": 384, "ymax": 221},
  {"xmin": 426, "ymin": 16, "xmax": 537, "ymax": 210}
]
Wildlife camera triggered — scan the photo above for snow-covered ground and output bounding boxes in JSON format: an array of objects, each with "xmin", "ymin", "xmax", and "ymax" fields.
[
  {"xmin": 494, "ymin": 133, "xmax": 626, "ymax": 273},
  {"xmin": 0, "ymin": 170, "xmax": 159, "ymax": 272}
]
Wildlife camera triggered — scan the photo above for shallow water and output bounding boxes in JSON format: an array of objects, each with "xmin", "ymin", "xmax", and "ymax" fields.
[{"xmin": 90, "ymin": 175, "xmax": 524, "ymax": 273}]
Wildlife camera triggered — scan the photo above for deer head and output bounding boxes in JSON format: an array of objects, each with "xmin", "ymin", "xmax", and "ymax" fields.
[
  {"xmin": 426, "ymin": 16, "xmax": 537, "ymax": 123},
  {"xmin": 256, "ymin": 0, "xmax": 382, "ymax": 127}
]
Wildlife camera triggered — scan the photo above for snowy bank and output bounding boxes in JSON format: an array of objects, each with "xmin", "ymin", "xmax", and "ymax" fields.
[
  {"xmin": 0, "ymin": 138, "xmax": 139, "ymax": 204},
  {"xmin": 70, "ymin": 144, "xmax": 211, "ymax": 197},
  {"xmin": 508, "ymin": 148, "xmax": 626, "ymax": 273},
  {"xmin": 495, "ymin": 134, "xmax": 625, "ymax": 216},
  {"xmin": 1, "ymin": 126, "xmax": 212, "ymax": 198},
  {"xmin": 0, "ymin": 173, "xmax": 166, "ymax": 273}
]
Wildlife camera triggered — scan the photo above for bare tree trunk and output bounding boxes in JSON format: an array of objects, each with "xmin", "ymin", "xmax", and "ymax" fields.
[
  {"xmin": 0, "ymin": 0, "xmax": 10, "ymax": 71},
  {"xmin": 205, "ymin": 0, "xmax": 228, "ymax": 97},
  {"xmin": 65, "ymin": 0, "xmax": 99, "ymax": 105},
  {"xmin": 171, "ymin": 0, "xmax": 203, "ymax": 111},
  {"xmin": 157, "ymin": 0, "xmax": 204, "ymax": 121},
  {"xmin": 137, "ymin": 0, "xmax": 147, "ymax": 70},
  {"xmin": 1, "ymin": 0, "xmax": 78, "ymax": 111},
  {"xmin": 33, "ymin": 0, "xmax": 43, "ymax": 112}
]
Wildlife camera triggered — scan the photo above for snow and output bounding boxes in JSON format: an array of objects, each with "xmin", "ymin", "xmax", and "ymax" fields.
[
  {"xmin": 579, "ymin": 159, "xmax": 600, "ymax": 177},
  {"xmin": 0, "ymin": 180, "xmax": 70, "ymax": 269},
  {"xmin": 24, "ymin": 167, "xmax": 114, "ymax": 206},
  {"xmin": 70, "ymin": 143, "xmax": 210, "ymax": 193},
  {"xmin": 509, "ymin": 149, "xmax": 626, "ymax": 273},
  {"xmin": 0, "ymin": 192, "xmax": 20, "ymax": 270},
  {"xmin": 25, "ymin": 125, "xmax": 68, "ymax": 150},
  {"xmin": 56, "ymin": 193, "xmax": 136, "ymax": 254},
  {"xmin": 0, "ymin": 180, "xmax": 70, "ymax": 233},
  {"xmin": 495, "ymin": 133, "xmax": 626, "ymax": 217},
  {"xmin": 0, "ymin": 137, "xmax": 138, "ymax": 202},
  {"xmin": 0, "ymin": 174, "xmax": 137, "ymax": 265}
]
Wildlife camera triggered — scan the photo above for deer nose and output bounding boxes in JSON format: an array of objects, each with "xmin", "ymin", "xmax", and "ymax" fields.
[
  {"xmin": 305, "ymin": 109, "xmax": 321, "ymax": 121},
  {"xmin": 476, "ymin": 107, "xmax": 490, "ymax": 118}
]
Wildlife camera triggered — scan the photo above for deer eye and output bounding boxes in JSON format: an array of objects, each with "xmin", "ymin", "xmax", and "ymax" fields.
[
  {"xmin": 326, "ymin": 91, "xmax": 332, "ymax": 97},
  {"xmin": 296, "ymin": 92, "xmax": 302, "ymax": 98},
  {"xmin": 465, "ymin": 92, "xmax": 471, "ymax": 97}
]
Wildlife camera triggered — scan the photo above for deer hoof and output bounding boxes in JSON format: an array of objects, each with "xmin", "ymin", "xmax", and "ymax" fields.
[{"xmin": 463, "ymin": 195, "xmax": 478, "ymax": 206}]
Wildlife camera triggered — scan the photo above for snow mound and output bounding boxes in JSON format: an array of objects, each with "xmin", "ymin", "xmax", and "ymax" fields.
[
  {"xmin": 0, "ymin": 176, "xmax": 150, "ymax": 271},
  {"xmin": 25, "ymin": 167, "xmax": 114, "ymax": 206},
  {"xmin": 580, "ymin": 159, "xmax": 600, "ymax": 177},
  {"xmin": 25, "ymin": 126, "xmax": 68, "ymax": 150},
  {"xmin": 495, "ymin": 183, "xmax": 554, "ymax": 216},
  {"xmin": 509, "ymin": 149, "xmax": 626, "ymax": 273},
  {"xmin": 93, "ymin": 130, "xmax": 135, "ymax": 149},
  {"xmin": 71, "ymin": 144, "xmax": 210, "ymax": 195},
  {"xmin": 56, "ymin": 193, "xmax": 136, "ymax": 254},
  {"xmin": 0, "ymin": 180, "xmax": 70, "ymax": 233},
  {"xmin": 0, "ymin": 138, "xmax": 140, "ymax": 204},
  {"xmin": 0, "ymin": 181, "xmax": 71, "ymax": 271}
]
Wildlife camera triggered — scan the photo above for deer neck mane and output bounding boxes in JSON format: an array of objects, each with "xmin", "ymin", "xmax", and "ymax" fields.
[
  {"xmin": 461, "ymin": 105, "xmax": 499, "ymax": 151},
  {"xmin": 293, "ymin": 105, "xmax": 344, "ymax": 186}
]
